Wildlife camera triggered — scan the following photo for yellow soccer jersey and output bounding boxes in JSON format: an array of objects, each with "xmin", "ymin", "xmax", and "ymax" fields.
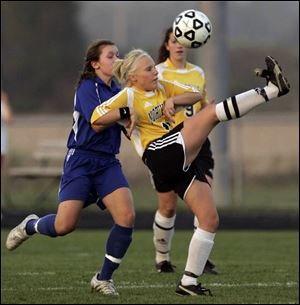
[
  {"xmin": 91, "ymin": 79, "xmax": 196, "ymax": 157},
  {"xmin": 156, "ymin": 58, "xmax": 207, "ymax": 125}
]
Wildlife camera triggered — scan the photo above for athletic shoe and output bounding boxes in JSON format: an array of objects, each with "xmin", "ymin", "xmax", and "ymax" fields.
[
  {"xmin": 176, "ymin": 281, "xmax": 212, "ymax": 296},
  {"xmin": 156, "ymin": 260, "xmax": 176, "ymax": 273},
  {"xmin": 203, "ymin": 259, "xmax": 219, "ymax": 275},
  {"xmin": 254, "ymin": 56, "xmax": 290, "ymax": 96},
  {"xmin": 90, "ymin": 274, "xmax": 119, "ymax": 296},
  {"xmin": 6, "ymin": 214, "xmax": 39, "ymax": 251}
]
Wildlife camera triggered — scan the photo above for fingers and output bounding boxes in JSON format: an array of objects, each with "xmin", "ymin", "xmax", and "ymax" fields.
[
  {"xmin": 163, "ymin": 108, "xmax": 175, "ymax": 123},
  {"xmin": 126, "ymin": 113, "xmax": 137, "ymax": 137},
  {"xmin": 127, "ymin": 121, "xmax": 135, "ymax": 137}
]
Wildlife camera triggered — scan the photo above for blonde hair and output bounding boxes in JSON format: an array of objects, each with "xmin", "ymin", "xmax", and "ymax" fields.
[{"xmin": 113, "ymin": 49, "xmax": 152, "ymax": 86}]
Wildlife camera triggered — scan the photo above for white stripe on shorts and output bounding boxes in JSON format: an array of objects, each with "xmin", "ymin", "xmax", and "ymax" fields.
[
  {"xmin": 183, "ymin": 175, "xmax": 196, "ymax": 200},
  {"xmin": 147, "ymin": 132, "xmax": 190, "ymax": 173},
  {"xmin": 148, "ymin": 133, "xmax": 179, "ymax": 150}
]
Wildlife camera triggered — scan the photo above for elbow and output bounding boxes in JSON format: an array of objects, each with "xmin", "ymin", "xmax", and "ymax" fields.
[
  {"xmin": 91, "ymin": 124, "xmax": 105, "ymax": 133},
  {"xmin": 196, "ymin": 92, "xmax": 202, "ymax": 101}
]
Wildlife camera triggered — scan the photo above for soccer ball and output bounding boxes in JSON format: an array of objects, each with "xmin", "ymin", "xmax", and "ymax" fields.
[{"xmin": 173, "ymin": 9, "xmax": 212, "ymax": 48}]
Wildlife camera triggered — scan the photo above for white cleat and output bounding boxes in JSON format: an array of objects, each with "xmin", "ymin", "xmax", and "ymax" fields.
[
  {"xmin": 90, "ymin": 273, "xmax": 119, "ymax": 296},
  {"xmin": 6, "ymin": 214, "xmax": 39, "ymax": 251}
]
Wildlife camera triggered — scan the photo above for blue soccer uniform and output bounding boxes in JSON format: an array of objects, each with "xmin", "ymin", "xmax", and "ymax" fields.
[{"xmin": 59, "ymin": 76, "xmax": 129, "ymax": 208}]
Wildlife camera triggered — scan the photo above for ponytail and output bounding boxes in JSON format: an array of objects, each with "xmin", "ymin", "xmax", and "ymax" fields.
[
  {"xmin": 157, "ymin": 27, "xmax": 173, "ymax": 64},
  {"xmin": 113, "ymin": 59, "xmax": 125, "ymax": 84},
  {"xmin": 113, "ymin": 49, "xmax": 151, "ymax": 86}
]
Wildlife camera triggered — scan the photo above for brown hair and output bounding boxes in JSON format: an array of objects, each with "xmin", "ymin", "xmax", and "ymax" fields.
[
  {"xmin": 77, "ymin": 39, "xmax": 115, "ymax": 87},
  {"xmin": 157, "ymin": 27, "xmax": 173, "ymax": 64}
]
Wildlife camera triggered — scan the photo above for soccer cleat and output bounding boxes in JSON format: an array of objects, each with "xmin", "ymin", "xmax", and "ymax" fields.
[
  {"xmin": 156, "ymin": 260, "xmax": 176, "ymax": 273},
  {"xmin": 203, "ymin": 259, "xmax": 219, "ymax": 275},
  {"xmin": 176, "ymin": 281, "xmax": 213, "ymax": 296},
  {"xmin": 255, "ymin": 56, "xmax": 290, "ymax": 96},
  {"xmin": 90, "ymin": 274, "xmax": 119, "ymax": 296},
  {"xmin": 6, "ymin": 214, "xmax": 39, "ymax": 251}
]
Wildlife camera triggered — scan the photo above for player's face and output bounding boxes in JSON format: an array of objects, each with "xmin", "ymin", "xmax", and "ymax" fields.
[
  {"xmin": 166, "ymin": 33, "xmax": 187, "ymax": 62},
  {"xmin": 132, "ymin": 56, "xmax": 158, "ymax": 91},
  {"xmin": 94, "ymin": 45, "xmax": 119, "ymax": 78}
]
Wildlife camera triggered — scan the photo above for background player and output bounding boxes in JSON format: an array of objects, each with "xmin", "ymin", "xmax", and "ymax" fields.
[{"xmin": 152, "ymin": 27, "xmax": 217, "ymax": 274}]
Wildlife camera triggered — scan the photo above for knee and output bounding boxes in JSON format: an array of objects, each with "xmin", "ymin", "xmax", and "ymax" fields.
[
  {"xmin": 159, "ymin": 206, "xmax": 176, "ymax": 218},
  {"xmin": 210, "ymin": 213, "xmax": 219, "ymax": 232},
  {"xmin": 55, "ymin": 221, "xmax": 76, "ymax": 236},
  {"xmin": 158, "ymin": 199, "xmax": 177, "ymax": 217},
  {"xmin": 126, "ymin": 210, "xmax": 135, "ymax": 226},
  {"xmin": 117, "ymin": 209, "xmax": 135, "ymax": 228},
  {"xmin": 197, "ymin": 212, "xmax": 219, "ymax": 233}
]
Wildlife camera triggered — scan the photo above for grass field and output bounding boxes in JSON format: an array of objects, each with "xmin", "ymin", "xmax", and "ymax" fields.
[
  {"xmin": 1, "ymin": 230, "xmax": 299, "ymax": 304},
  {"xmin": 2, "ymin": 178, "xmax": 299, "ymax": 213}
]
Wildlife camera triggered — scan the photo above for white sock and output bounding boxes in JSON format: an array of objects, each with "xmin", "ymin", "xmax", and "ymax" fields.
[
  {"xmin": 181, "ymin": 228, "xmax": 215, "ymax": 286},
  {"xmin": 153, "ymin": 210, "xmax": 176, "ymax": 263},
  {"xmin": 216, "ymin": 82, "xmax": 279, "ymax": 121}
]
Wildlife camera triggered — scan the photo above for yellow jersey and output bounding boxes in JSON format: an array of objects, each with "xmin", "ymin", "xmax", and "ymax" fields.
[
  {"xmin": 156, "ymin": 58, "xmax": 207, "ymax": 125},
  {"xmin": 91, "ymin": 79, "xmax": 196, "ymax": 157}
]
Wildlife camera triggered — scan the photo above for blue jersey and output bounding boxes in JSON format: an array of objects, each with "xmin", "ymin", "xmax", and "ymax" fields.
[{"xmin": 67, "ymin": 77, "xmax": 122, "ymax": 154}]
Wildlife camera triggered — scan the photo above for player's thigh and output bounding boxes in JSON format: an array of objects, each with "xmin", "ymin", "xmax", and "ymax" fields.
[
  {"xmin": 184, "ymin": 179, "xmax": 219, "ymax": 232},
  {"xmin": 103, "ymin": 187, "xmax": 135, "ymax": 227}
]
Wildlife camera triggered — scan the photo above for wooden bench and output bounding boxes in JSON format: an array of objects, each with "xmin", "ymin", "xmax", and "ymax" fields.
[{"xmin": 5, "ymin": 140, "xmax": 66, "ymax": 207}]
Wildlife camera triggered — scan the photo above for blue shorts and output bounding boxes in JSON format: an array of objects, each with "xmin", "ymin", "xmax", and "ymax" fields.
[{"xmin": 58, "ymin": 149, "xmax": 129, "ymax": 209}]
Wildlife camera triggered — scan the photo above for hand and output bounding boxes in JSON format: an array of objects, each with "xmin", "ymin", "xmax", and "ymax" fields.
[
  {"xmin": 125, "ymin": 108, "xmax": 137, "ymax": 138},
  {"xmin": 163, "ymin": 98, "xmax": 175, "ymax": 123}
]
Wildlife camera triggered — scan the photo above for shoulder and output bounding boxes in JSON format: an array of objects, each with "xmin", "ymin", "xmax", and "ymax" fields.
[
  {"xmin": 108, "ymin": 87, "xmax": 131, "ymax": 101},
  {"xmin": 77, "ymin": 79, "xmax": 95, "ymax": 93},
  {"xmin": 157, "ymin": 79, "xmax": 186, "ymax": 92},
  {"xmin": 156, "ymin": 62, "xmax": 167, "ymax": 74},
  {"xmin": 111, "ymin": 79, "xmax": 121, "ymax": 91},
  {"xmin": 158, "ymin": 79, "xmax": 185, "ymax": 87},
  {"xmin": 157, "ymin": 79, "xmax": 173, "ymax": 89},
  {"xmin": 187, "ymin": 62, "xmax": 205, "ymax": 78},
  {"xmin": 156, "ymin": 62, "xmax": 166, "ymax": 70}
]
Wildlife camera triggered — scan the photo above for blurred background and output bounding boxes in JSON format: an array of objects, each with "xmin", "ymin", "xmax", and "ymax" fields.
[{"xmin": 1, "ymin": 1, "xmax": 299, "ymax": 227}]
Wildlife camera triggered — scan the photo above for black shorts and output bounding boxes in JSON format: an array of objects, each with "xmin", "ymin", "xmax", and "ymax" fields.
[
  {"xmin": 142, "ymin": 122, "xmax": 214, "ymax": 199},
  {"xmin": 194, "ymin": 137, "xmax": 214, "ymax": 179}
]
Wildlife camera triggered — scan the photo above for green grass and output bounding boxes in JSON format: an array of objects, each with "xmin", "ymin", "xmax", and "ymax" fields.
[
  {"xmin": 2, "ymin": 178, "xmax": 299, "ymax": 213},
  {"xmin": 1, "ymin": 230, "xmax": 299, "ymax": 304}
]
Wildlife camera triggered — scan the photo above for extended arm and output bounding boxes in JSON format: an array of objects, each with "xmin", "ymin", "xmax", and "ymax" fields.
[
  {"xmin": 91, "ymin": 106, "xmax": 137, "ymax": 137},
  {"xmin": 92, "ymin": 108, "xmax": 125, "ymax": 132}
]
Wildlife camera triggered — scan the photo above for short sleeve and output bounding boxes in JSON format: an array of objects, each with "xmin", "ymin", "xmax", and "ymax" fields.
[{"xmin": 76, "ymin": 81, "xmax": 101, "ymax": 122}]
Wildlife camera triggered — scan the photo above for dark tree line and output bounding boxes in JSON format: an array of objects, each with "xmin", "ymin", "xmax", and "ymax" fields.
[{"xmin": 1, "ymin": 1, "xmax": 86, "ymax": 113}]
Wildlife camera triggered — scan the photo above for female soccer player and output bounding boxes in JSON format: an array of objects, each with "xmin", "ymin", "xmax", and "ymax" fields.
[
  {"xmin": 90, "ymin": 49, "xmax": 289, "ymax": 296},
  {"xmin": 6, "ymin": 40, "xmax": 135, "ymax": 296},
  {"xmin": 152, "ymin": 27, "xmax": 217, "ymax": 274}
]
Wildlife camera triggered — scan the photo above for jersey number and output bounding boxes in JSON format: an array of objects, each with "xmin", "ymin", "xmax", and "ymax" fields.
[
  {"xmin": 185, "ymin": 106, "xmax": 194, "ymax": 117},
  {"xmin": 162, "ymin": 121, "xmax": 172, "ymax": 130}
]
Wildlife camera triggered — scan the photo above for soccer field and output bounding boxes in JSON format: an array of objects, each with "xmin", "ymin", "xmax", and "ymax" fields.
[{"xmin": 1, "ymin": 230, "xmax": 299, "ymax": 304}]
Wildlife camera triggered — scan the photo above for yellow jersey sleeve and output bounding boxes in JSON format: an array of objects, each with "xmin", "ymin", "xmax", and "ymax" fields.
[
  {"xmin": 90, "ymin": 89, "xmax": 129, "ymax": 124},
  {"xmin": 159, "ymin": 79, "xmax": 197, "ymax": 98}
]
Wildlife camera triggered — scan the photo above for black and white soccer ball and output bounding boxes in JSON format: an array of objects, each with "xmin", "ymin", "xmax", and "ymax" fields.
[{"xmin": 173, "ymin": 9, "xmax": 212, "ymax": 48}]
